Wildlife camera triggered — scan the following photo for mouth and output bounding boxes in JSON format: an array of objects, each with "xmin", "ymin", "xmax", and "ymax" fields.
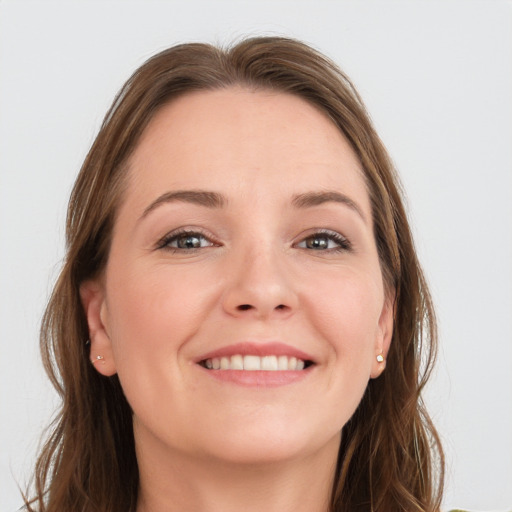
[{"xmin": 199, "ymin": 354, "xmax": 315, "ymax": 371}]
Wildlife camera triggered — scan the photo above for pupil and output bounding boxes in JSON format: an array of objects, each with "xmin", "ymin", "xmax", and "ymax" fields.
[
  {"xmin": 178, "ymin": 235, "xmax": 200, "ymax": 248},
  {"xmin": 307, "ymin": 236, "xmax": 328, "ymax": 249}
]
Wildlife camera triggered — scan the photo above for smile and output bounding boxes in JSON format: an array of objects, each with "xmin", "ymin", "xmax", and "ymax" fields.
[{"xmin": 200, "ymin": 354, "xmax": 313, "ymax": 371}]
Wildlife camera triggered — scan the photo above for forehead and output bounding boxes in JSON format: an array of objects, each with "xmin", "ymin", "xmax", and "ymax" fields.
[{"xmin": 125, "ymin": 87, "xmax": 370, "ymax": 213}]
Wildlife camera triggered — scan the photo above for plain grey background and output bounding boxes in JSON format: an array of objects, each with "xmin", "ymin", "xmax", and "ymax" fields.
[{"xmin": 1, "ymin": 1, "xmax": 511, "ymax": 510}]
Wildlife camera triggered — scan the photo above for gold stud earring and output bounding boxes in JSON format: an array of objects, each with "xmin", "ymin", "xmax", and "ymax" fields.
[
  {"xmin": 376, "ymin": 354, "xmax": 384, "ymax": 363},
  {"xmin": 91, "ymin": 355, "xmax": 105, "ymax": 365}
]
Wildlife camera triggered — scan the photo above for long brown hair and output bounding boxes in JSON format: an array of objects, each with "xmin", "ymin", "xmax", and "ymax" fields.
[{"xmin": 27, "ymin": 36, "xmax": 444, "ymax": 511}]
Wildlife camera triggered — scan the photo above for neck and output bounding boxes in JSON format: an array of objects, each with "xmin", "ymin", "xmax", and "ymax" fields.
[{"xmin": 135, "ymin": 432, "xmax": 340, "ymax": 512}]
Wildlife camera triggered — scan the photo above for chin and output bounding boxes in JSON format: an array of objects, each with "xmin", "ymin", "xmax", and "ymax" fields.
[
  {"xmin": 206, "ymin": 442, "xmax": 312, "ymax": 467},
  {"xmin": 198, "ymin": 418, "xmax": 341, "ymax": 467}
]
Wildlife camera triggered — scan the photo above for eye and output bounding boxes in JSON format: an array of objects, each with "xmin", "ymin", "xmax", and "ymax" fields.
[
  {"xmin": 296, "ymin": 230, "xmax": 351, "ymax": 252},
  {"xmin": 157, "ymin": 229, "xmax": 216, "ymax": 251}
]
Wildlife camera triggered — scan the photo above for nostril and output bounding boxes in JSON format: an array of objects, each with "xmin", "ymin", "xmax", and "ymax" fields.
[{"xmin": 232, "ymin": 303, "xmax": 291, "ymax": 314}]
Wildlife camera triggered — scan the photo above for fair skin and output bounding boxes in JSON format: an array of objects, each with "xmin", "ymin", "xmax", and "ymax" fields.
[{"xmin": 81, "ymin": 88, "xmax": 393, "ymax": 512}]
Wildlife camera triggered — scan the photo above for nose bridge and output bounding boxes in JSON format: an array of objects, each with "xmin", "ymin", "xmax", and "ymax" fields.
[{"xmin": 222, "ymin": 235, "xmax": 297, "ymax": 318}]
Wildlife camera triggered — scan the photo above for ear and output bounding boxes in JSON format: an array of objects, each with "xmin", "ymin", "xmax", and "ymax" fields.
[
  {"xmin": 370, "ymin": 290, "xmax": 395, "ymax": 379},
  {"xmin": 80, "ymin": 280, "xmax": 117, "ymax": 377}
]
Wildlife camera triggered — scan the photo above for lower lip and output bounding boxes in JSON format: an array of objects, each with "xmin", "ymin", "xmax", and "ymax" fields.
[{"xmin": 196, "ymin": 366, "xmax": 313, "ymax": 387}]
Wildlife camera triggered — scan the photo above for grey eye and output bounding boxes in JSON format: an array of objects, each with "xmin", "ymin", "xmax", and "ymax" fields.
[
  {"xmin": 296, "ymin": 231, "xmax": 351, "ymax": 252},
  {"xmin": 174, "ymin": 234, "xmax": 205, "ymax": 249},
  {"xmin": 298, "ymin": 234, "xmax": 338, "ymax": 250},
  {"xmin": 159, "ymin": 231, "xmax": 214, "ymax": 251},
  {"xmin": 303, "ymin": 235, "xmax": 329, "ymax": 250}
]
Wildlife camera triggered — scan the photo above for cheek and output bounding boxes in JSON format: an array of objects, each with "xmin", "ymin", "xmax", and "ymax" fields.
[
  {"xmin": 103, "ymin": 264, "xmax": 221, "ymax": 431},
  {"xmin": 105, "ymin": 264, "xmax": 219, "ymax": 368},
  {"xmin": 302, "ymin": 267, "xmax": 383, "ymax": 363},
  {"xmin": 302, "ymin": 269, "xmax": 384, "ymax": 429}
]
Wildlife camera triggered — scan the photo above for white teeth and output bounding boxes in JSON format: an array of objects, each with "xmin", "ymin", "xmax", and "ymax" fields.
[
  {"xmin": 261, "ymin": 355, "xmax": 278, "ymax": 370},
  {"xmin": 244, "ymin": 355, "xmax": 261, "ymax": 370},
  {"xmin": 231, "ymin": 354, "xmax": 243, "ymax": 370},
  {"xmin": 278, "ymin": 355, "xmax": 289, "ymax": 370},
  {"xmin": 203, "ymin": 354, "xmax": 308, "ymax": 371}
]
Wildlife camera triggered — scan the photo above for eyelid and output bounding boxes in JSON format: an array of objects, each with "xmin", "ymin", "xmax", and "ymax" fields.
[
  {"xmin": 155, "ymin": 227, "xmax": 220, "ymax": 251},
  {"xmin": 294, "ymin": 229, "xmax": 352, "ymax": 252},
  {"xmin": 154, "ymin": 226, "xmax": 351, "ymax": 253}
]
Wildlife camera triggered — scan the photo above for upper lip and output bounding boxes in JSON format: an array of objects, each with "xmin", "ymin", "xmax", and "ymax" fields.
[{"xmin": 194, "ymin": 342, "xmax": 315, "ymax": 364}]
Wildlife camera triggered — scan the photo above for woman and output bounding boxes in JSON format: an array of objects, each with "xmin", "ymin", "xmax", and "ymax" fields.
[{"xmin": 27, "ymin": 37, "xmax": 444, "ymax": 511}]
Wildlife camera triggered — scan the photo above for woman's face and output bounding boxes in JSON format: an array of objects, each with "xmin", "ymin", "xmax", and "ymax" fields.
[{"xmin": 83, "ymin": 88, "xmax": 393, "ymax": 466}]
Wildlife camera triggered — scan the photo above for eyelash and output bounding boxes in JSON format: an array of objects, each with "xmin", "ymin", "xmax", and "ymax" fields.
[
  {"xmin": 156, "ymin": 228, "xmax": 352, "ymax": 253},
  {"xmin": 156, "ymin": 229, "xmax": 217, "ymax": 252},
  {"xmin": 295, "ymin": 230, "xmax": 352, "ymax": 253}
]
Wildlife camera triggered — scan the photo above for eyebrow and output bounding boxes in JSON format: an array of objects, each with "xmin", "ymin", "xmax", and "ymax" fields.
[
  {"xmin": 139, "ymin": 188, "xmax": 366, "ymax": 223},
  {"xmin": 140, "ymin": 190, "xmax": 226, "ymax": 220},
  {"xmin": 292, "ymin": 191, "xmax": 367, "ymax": 223}
]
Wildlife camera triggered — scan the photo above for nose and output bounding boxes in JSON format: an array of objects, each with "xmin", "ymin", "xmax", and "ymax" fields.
[{"xmin": 221, "ymin": 244, "xmax": 298, "ymax": 320}]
